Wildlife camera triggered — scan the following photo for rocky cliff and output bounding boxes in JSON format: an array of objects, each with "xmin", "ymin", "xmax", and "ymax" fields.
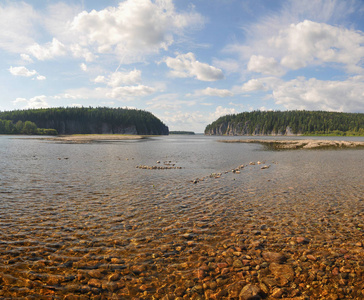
[{"xmin": 205, "ymin": 120, "xmax": 295, "ymax": 136}]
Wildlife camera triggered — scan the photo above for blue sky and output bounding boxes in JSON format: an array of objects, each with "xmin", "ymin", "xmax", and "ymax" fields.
[{"xmin": 1, "ymin": 0, "xmax": 364, "ymax": 132}]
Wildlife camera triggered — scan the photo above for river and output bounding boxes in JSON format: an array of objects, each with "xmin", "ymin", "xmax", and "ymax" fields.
[{"xmin": 0, "ymin": 135, "xmax": 363, "ymax": 299}]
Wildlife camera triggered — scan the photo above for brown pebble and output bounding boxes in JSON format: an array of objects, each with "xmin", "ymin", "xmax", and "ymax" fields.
[
  {"xmin": 262, "ymin": 252, "xmax": 286, "ymax": 263},
  {"xmin": 296, "ymin": 237, "xmax": 310, "ymax": 244},
  {"xmin": 239, "ymin": 284, "xmax": 262, "ymax": 300},
  {"xmin": 269, "ymin": 263, "xmax": 294, "ymax": 286},
  {"xmin": 306, "ymin": 254, "xmax": 317, "ymax": 261}
]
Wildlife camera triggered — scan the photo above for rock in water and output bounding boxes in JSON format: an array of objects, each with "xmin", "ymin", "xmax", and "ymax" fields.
[{"xmin": 239, "ymin": 284, "xmax": 262, "ymax": 300}]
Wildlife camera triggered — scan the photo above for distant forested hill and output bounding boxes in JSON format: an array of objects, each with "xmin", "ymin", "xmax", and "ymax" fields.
[
  {"xmin": 0, "ymin": 107, "xmax": 169, "ymax": 135},
  {"xmin": 205, "ymin": 110, "xmax": 364, "ymax": 136}
]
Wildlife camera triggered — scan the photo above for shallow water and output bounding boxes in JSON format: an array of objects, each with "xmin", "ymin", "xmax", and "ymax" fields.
[{"xmin": 0, "ymin": 135, "xmax": 363, "ymax": 299}]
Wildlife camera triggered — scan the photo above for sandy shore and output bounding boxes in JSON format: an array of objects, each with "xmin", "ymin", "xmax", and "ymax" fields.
[
  {"xmin": 41, "ymin": 134, "xmax": 146, "ymax": 143},
  {"xmin": 220, "ymin": 139, "xmax": 364, "ymax": 149}
]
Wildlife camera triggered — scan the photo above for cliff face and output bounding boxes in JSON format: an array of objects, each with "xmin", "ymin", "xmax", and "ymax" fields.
[
  {"xmin": 205, "ymin": 121, "xmax": 296, "ymax": 136},
  {"xmin": 40, "ymin": 120, "xmax": 168, "ymax": 135}
]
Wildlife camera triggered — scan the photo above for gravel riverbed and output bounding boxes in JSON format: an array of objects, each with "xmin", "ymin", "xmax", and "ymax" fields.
[{"xmin": 1, "ymin": 151, "xmax": 363, "ymax": 299}]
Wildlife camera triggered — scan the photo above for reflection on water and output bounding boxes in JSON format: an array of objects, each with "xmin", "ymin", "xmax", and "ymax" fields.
[{"xmin": 0, "ymin": 135, "xmax": 363, "ymax": 298}]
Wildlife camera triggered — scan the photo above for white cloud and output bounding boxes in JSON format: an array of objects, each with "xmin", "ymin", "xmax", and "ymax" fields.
[
  {"xmin": 164, "ymin": 52, "xmax": 224, "ymax": 81},
  {"xmin": 26, "ymin": 95, "xmax": 49, "ymax": 109},
  {"xmin": 9, "ymin": 66, "xmax": 37, "ymax": 77},
  {"xmin": 247, "ymin": 55, "xmax": 284, "ymax": 76},
  {"xmin": 80, "ymin": 63, "xmax": 87, "ymax": 71},
  {"xmin": 9, "ymin": 66, "xmax": 46, "ymax": 81},
  {"xmin": 147, "ymin": 94, "xmax": 197, "ymax": 110},
  {"xmin": 226, "ymin": 1, "xmax": 364, "ymax": 76},
  {"xmin": 70, "ymin": 44, "xmax": 97, "ymax": 62},
  {"xmin": 241, "ymin": 79, "xmax": 266, "ymax": 92},
  {"xmin": 94, "ymin": 70, "xmax": 142, "ymax": 87},
  {"xmin": 273, "ymin": 76, "xmax": 364, "ymax": 111},
  {"xmin": 107, "ymin": 85, "xmax": 156, "ymax": 99},
  {"xmin": 271, "ymin": 20, "xmax": 364, "ymax": 73},
  {"xmin": 36, "ymin": 75, "xmax": 46, "ymax": 81},
  {"xmin": 0, "ymin": 2, "xmax": 38, "ymax": 53},
  {"xmin": 70, "ymin": 0, "xmax": 204, "ymax": 62},
  {"xmin": 27, "ymin": 38, "xmax": 67, "ymax": 61},
  {"xmin": 193, "ymin": 87, "xmax": 233, "ymax": 97},
  {"xmin": 20, "ymin": 54, "xmax": 33, "ymax": 63},
  {"xmin": 211, "ymin": 106, "xmax": 237, "ymax": 120},
  {"xmin": 13, "ymin": 95, "xmax": 49, "ymax": 109},
  {"xmin": 13, "ymin": 97, "xmax": 27, "ymax": 104}
]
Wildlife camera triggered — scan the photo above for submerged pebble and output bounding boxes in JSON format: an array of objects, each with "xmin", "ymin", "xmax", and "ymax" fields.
[{"xmin": 0, "ymin": 150, "xmax": 363, "ymax": 299}]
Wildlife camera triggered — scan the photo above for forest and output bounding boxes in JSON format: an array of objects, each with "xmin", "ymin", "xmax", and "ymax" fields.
[
  {"xmin": 0, "ymin": 119, "xmax": 58, "ymax": 135},
  {"xmin": 205, "ymin": 110, "xmax": 364, "ymax": 136},
  {"xmin": 0, "ymin": 107, "xmax": 169, "ymax": 135}
]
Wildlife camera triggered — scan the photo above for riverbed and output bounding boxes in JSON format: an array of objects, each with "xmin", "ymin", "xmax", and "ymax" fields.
[{"xmin": 0, "ymin": 135, "xmax": 363, "ymax": 299}]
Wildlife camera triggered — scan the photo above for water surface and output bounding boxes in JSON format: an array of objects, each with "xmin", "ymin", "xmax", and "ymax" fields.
[{"xmin": 0, "ymin": 135, "xmax": 363, "ymax": 298}]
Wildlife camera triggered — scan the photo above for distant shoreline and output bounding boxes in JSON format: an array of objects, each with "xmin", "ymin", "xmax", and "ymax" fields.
[
  {"xmin": 41, "ymin": 134, "xmax": 146, "ymax": 143},
  {"xmin": 220, "ymin": 139, "xmax": 364, "ymax": 149}
]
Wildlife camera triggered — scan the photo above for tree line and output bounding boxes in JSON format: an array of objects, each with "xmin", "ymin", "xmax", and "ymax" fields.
[
  {"xmin": 205, "ymin": 110, "xmax": 364, "ymax": 136},
  {"xmin": 0, "ymin": 119, "xmax": 58, "ymax": 135},
  {"xmin": 0, "ymin": 107, "xmax": 169, "ymax": 135}
]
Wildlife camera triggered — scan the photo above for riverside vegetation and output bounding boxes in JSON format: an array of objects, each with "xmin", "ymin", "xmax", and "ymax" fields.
[
  {"xmin": 205, "ymin": 111, "xmax": 364, "ymax": 136},
  {"xmin": 0, "ymin": 107, "xmax": 169, "ymax": 135},
  {"xmin": 0, "ymin": 119, "xmax": 57, "ymax": 135}
]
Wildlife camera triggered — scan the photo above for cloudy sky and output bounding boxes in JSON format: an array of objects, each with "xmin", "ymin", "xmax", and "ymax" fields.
[{"xmin": 1, "ymin": 0, "xmax": 364, "ymax": 132}]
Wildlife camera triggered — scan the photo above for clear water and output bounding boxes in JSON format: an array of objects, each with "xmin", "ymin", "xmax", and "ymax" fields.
[{"xmin": 0, "ymin": 135, "xmax": 363, "ymax": 298}]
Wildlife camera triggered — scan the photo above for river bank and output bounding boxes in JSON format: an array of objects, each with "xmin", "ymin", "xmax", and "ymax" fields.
[
  {"xmin": 220, "ymin": 139, "xmax": 364, "ymax": 149},
  {"xmin": 41, "ymin": 134, "xmax": 146, "ymax": 143}
]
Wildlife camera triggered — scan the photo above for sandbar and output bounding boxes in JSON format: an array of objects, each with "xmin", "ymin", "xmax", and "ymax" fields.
[{"xmin": 42, "ymin": 134, "xmax": 146, "ymax": 143}]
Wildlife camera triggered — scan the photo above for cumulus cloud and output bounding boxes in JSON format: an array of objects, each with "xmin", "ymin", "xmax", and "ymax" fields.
[
  {"xmin": 20, "ymin": 54, "xmax": 33, "ymax": 63},
  {"xmin": 9, "ymin": 66, "xmax": 46, "ymax": 81},
  {"xmin": 226, "ymin": 0, "xmax": 364, "ymax": 77},
  {"xmin": 240, "ymin": 20, "xmax": 364, "ymax": 76},
  {"xmin": 273, "ymin": 76, "xmax": 364, "ymax": 112},
  {"xmin": 271, "ymin": 20, "xmax": 364, "ymax": 73},
  {"xmin": 94, "ymin": 70, "xmax": 142, "ymax": 87},
  {"xmin": 106, "ymin": 85, "xmax": 155, "ymax": 99},
  {"xmin": 70, "ymin": 0, "xmax": 204, "ymax": 62},
  {"xmin": 164, "ymin": 52, "xmax": 224, "ymax": 81},
  {"xmin": 27, "ymin": 38, "xmax": 67, "ymax": 61},
  {"xmin": 211, "ymin": 106, "xmax": 237, "ymax": 120},
  {"xmin": 247, "ymin": 55, "xmax": 284, "ymax": 76},
  {"xmin": 80, "ymin": 63, "xmax": 87, "ymax": 71},
  {"xmin": 13, "ymin": 95, "xmax": 49, "ymax": 109},
  {"xmin": 193, "ymin": 87, "xmax": 234, "ymax": 97},
  {"xmin": 160, "ymin": 110, "xmax": 207, "ymax": 131},
  {"xmin": 241, "ymin": 79, "xmax": 266, "ymax": 92},
  {"xmin": 9, "ymin": 66, "xmax": 37, "ymax": 77}
]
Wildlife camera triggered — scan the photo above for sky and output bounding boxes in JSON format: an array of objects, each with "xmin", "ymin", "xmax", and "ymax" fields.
[{"xmin": 1, "ymin": 0, "xmax": 364, "ymax": 132}]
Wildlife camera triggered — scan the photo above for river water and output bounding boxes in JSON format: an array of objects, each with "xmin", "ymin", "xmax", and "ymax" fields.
[{"xmin": 0, "ymin": 135, "xmax": 363, "ymax": 299}]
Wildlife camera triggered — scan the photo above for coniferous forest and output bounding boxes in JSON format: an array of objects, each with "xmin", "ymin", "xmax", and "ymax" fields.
[
  {"xmin": 205, "ymin": 110, "xmax": 364, "ymax": 136},
  {"xmin": 0, "ymin": 107, "xmax": 169, "ymax": 135}
]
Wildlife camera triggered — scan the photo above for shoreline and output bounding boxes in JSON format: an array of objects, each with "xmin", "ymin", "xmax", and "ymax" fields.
[
  {"xmin": 220, "ymin": 139, "xmax": 364, "ymax": 149},
  {"xmin": 40, "ymin": 134, "xmax": 147, "ymax": 143}
]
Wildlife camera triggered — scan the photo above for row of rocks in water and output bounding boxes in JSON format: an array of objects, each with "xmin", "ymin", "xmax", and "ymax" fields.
[
  {"xmin": 192, "ymin": 161, "xmax": 272, "ymax": 184},
  {"xmin": 136, "ymin": 165, "xmax": 183, "ymax": 170}
]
